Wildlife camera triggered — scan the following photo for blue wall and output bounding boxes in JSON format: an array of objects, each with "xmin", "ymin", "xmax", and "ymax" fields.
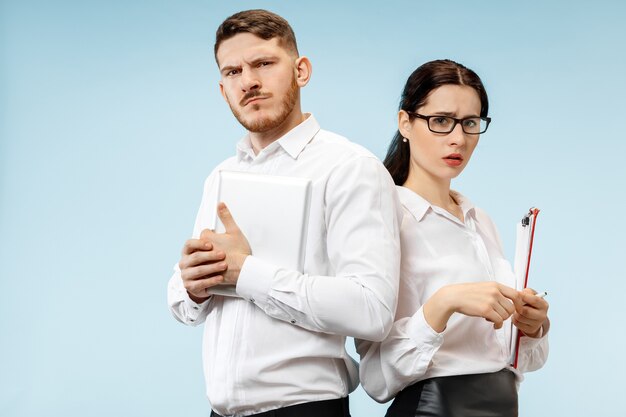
[{"xmin": 1, "ymin": 1, "xmax": 625, "ymax": 416}]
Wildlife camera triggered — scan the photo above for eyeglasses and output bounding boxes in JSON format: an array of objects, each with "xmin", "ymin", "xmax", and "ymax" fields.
[{"xmin": 407, "ymin": 112, "xmax": 491, "ymax": 135}]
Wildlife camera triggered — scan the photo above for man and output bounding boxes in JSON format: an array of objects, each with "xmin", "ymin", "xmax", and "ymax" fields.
[{"xmin": 168, "ymin": 9, "xmax": 400, "ymax": 417}]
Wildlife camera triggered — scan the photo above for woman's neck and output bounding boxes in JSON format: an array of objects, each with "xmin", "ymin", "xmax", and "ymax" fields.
[{"xmin": 403, "ymin": 169, "xmax": 464, "ymax": 222}]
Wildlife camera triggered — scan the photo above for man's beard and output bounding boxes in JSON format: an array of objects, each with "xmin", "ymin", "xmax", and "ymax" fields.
[{"xmin": 228, "ymin": 75, "xmax": 299, "ymax": 133}]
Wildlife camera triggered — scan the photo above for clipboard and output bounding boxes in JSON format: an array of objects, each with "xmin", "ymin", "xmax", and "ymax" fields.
[
  {"xmin": 509, "ymin": 207, "xmax": 540, "ymax": 368},
  {"xmin": 207, "ymin": 170, "xmax": 312, "ymax": 298}
]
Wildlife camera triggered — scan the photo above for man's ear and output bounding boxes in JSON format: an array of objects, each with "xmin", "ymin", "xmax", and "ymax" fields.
[
  {"xmin": 219, "ymin": 81, "xmax": 228, "ymax": 103},
  {"xmin": 294, "ymin": 56, "xmax": 312, "ymax": 87},
  {"xmin": 398, "ymin": 110, "xmax": 413, "ymax": 139}
]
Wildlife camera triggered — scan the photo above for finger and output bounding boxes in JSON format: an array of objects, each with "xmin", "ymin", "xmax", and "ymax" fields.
[
  {"xmin": 498, "ymin": 284, "xmax": 524, "ymax": 316},
  {"xmin": 492, "ymin": 299, "xmax": 513, "ymax": 322},
  {"xmin": 497, "ymin": 284, "xmax": 522, "ymax": 307},
  {"xmin": 183, "ymin": 238, "xmax": 212, "ymax": 255},
  {"xmin": 181, "ymin": 262, "xmax": 228, "ymax": 282},
  {"xmin": 521, "ymin": 292, "xmax": 549, "ymax": 309},
  {"xmin": 482, "ymin": 309, "xmax": 504, "ymax": 329},
  {"xmin": 188, "ymin": 249, "xmax": 226, "ymax": 266},
  {"xmin": 217, "ymin": 202, "xmax": 240, "ymax": 234},
  {"xmin": 200, "ymin": 228, "xmax": 215, "ymax": 240},
  {"xmin": 201, "ymin": 275, "xmax": 225, "ymax": 289},
  {"xmin": 517, "ymin": 304, "xmax": 545, "ymax": 323},
  {"xmin": 513, "ymin": 312, "xmax": 535, "ymax": 327},
  {"xmin": 512, "ymin": 316, "xmax": 541, "ymax": 336},
  {"xmin": 512, "ymin": 316, "xmax": 530, "ymax": 333},
  {"xmin": 497, "ymin": 296, "xmax": 516, "ymax": 317},
  {"xmin": 181, "ymin": 250, "xmax": 225, "ymax": 269},
  {"xmin": 187, "ymin": 275, "xmax": 226, "ymax": 296}
]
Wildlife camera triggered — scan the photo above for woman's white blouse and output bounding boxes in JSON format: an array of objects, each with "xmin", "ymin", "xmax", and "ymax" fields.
[{"xmin": 357, "ymin": 186, "xmax": 549, "ymax": 403}]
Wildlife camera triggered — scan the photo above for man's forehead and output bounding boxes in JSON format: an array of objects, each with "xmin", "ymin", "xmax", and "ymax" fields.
[{"xmin": 217, "ymin": 33, "xmax": 284, "ymax": 67}]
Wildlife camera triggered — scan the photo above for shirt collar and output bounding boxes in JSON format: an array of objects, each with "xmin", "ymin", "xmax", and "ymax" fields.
[
  {"xmin": 450, "ymin": 190, "xmax": 476, "ymax": 219},
  {"xmin": 235, "ymin": 136, "xmax": 256, "ymax": 161},
  {"xmin": 397, "ymin": 186, "xmax": 476, "ymax": 223},
  {"xmin": 235, "ymin": 113, "xmax": 319, "ymax": 161},
  {"xmin": 396, "ymin": 186, "xmax": 430, "ymax": 222},
  {"xmin": 278, "ymin": 113, "xmax": 319, "ymax": 159}
]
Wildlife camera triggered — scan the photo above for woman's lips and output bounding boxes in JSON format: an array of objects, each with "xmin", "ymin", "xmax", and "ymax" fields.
[{"xmin": 443, "ymin": 154, "xmax": 463, "ymax": 167}]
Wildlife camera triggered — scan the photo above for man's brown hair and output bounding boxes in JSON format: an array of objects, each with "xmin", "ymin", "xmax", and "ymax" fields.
[{"xmin": 214, "ymin": 9, "xmax": 299, "ymax": 63}]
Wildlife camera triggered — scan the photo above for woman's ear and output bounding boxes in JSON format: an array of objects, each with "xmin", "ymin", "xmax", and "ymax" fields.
[
  {"xmin": 398, "ymin": 110, "xmax": 413, "ymax": 139},
  {"xmin": 294, "ymin": 56, "xmax": 312, "ymax": 87}
]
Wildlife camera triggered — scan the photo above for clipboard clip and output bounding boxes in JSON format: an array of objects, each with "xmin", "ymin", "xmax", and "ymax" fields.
[{"xmin": 521, "ymin": 207, "xmax": 539, "ymax": 227}]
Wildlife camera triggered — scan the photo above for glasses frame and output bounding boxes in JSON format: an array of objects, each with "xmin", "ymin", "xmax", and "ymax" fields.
[{"xmin": 407, "ymin": 112, "xmax": 491, "ymax": 135}]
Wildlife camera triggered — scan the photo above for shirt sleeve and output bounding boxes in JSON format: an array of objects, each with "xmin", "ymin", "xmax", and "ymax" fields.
[
  {"xmin": 166, "ymin": 171, "xmax": 220, "ymax": 326},
  {"xmin": 235, "ymin": 155, "xmax": 401, "ymax": 342},
  {"xmin": 355, "ymin": 307, "xmax": 444, "ymax": 403},
  {"xmin": 517, "ymin": 319, "xmax": 550, "ymax": 373},
  {"xmin": 167, "ymin": 263, "xmax": 211, "ymax": 326}
]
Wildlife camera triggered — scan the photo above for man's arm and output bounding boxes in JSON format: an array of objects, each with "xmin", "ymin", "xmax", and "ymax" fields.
[
  {"xmin": 206, "ymin": 156, "xmax": 401, "ymax": 341},
  {"xmin": 167, "ymin": 171, "xmax": 224, "ymax": 325}
]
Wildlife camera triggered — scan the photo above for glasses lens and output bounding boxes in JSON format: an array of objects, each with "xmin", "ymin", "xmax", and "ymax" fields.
[
  {"xmin": 428, "ymin": 116, "xmax": 455, "ymax": 133},
  {"xmin": 461, "ymin": 117, "xmax": 488, "ymax": 134}
]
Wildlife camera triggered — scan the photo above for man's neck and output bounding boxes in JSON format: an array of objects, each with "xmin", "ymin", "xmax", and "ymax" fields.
[{"xmin": 249, "ymin": 109, "xmax": 306, "ymax": 154}]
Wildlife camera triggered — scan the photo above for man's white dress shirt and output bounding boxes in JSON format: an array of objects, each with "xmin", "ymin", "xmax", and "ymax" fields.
[
  {"xmin": 357, "ymin": 186, "xmax": 549, "ymax": 403},
  {"xmin": 168, "ymin": 115, "xmax": 401, "ymax": 416}
]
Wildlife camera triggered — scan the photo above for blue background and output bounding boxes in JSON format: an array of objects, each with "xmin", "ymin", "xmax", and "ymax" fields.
[{"xmin": 1, "ymin": 1, "xmax": 625, "ymax": 416}]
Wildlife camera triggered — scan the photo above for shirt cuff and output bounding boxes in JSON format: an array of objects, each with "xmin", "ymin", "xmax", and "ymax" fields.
[
  {"xmin": 235, "ymin": 255, "xmax": 277, "ymax": 305},
  {"xmin": 406, "ymin": 307, "xmax": 444, "ymax": 349},
  {"xmin": 182, "ymin": 290, "xmax": 209, "ymax": 323},
  {"xmin": 520, "ymin": 319, "xmax": 550, "ymax": 349}
]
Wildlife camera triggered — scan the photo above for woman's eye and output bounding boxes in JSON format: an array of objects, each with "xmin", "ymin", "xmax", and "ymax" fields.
[
  {"xmin": 433, "ymin": 117, "xmax": 451, "ymax": 126},
  {"xmin": 463, "ymin": 119, "xmax": 478, "ymax": 128}
]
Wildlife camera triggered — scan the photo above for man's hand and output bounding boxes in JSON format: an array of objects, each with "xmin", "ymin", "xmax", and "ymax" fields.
[
  {"xmin": 201, "ymin": 202, "xmax": 251, "ymax": 285},
  {"xmin": 179, "ymin": 238, "xmax": 227, "ymax": 304},
  {"xmin": 512, "ymin": 288, "xmax": 549, "ymax": 338}
]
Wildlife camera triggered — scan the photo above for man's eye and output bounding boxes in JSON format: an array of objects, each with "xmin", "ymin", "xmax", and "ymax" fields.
[
  {"xmin": 226, "ymin": 69, "xmax": 240, "ymax": 76},
  {"xmin": 258, "ymin": 61, "xmax": 271, "ymax": 67}
]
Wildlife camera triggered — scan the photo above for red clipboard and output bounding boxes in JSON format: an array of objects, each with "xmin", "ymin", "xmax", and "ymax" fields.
[{"xmin": 510, "ymin": 207, "xmax": 540, "ymax": 368}]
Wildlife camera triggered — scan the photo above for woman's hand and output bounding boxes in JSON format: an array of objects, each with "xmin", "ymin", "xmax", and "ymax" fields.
[
  {"xmin": 424, "ymin": 282, "xmax": 522, "ymax": 333},
  {"xmin": 512, "ymin": 288, "xmax": 549, "ymax": 338}
]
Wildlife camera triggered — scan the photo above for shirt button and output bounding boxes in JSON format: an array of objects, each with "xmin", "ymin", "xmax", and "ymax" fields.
[
  {"xmin": 192, "ymin": 306, "xmax": 199, "ymax": 310},
  {"xmin": 250, "ymin": 298, "xmax": 255, "ymax": 303},
  {"xmin": 290, "ymin": 319, "xmax": 296, "ymax": 324},
  {"xmin": 190, "ymin": 319, "xmax": 195, "ymax": 322}
]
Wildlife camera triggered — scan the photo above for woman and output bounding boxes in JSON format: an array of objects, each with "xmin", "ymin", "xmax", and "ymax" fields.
[{"xmin": 357, "ymin": 60, "xmax": 549, "ymax": 417}]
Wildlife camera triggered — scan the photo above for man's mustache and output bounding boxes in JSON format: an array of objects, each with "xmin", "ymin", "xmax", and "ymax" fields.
[{"xmin": 239, "ymin": 90, "xmax": 271, "ymax": 107}]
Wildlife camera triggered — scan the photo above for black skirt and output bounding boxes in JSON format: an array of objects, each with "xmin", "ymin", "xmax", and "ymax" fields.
[{"xmin": 385, "ymin": 369, "xmax": 518, "ymax": 417}]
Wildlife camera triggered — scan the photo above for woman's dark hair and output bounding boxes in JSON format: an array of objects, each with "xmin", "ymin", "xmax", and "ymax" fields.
[{"xmin": 384, "ymin": 59, "xmax": 489, "ymax": 185}]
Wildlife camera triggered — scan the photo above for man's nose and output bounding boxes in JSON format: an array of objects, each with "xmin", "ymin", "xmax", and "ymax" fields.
[{"xmin": 240, "ymin": 69, "xmax": 260, "ymax": 92}]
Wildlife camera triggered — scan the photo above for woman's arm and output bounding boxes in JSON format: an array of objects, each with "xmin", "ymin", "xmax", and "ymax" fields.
[
  {"xmin": 424, "ymin": 282, "xmax": 522, "ymax": 332},
  {"xmin": 356, "ymin": 306, "xmax": 444, "ymax": 403},
  {"xmin": 514, "ymin": 288, "xmax": 550, "ymax": 372},
  {"xmin": 357, "ymin": 281, "xmax": 522, "ymax": 402}
]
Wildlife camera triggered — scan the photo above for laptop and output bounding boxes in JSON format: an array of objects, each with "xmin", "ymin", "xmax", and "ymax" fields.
[{"xmin": 208, "ymin": 170, "xmax": 312, "ymax": 297}]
